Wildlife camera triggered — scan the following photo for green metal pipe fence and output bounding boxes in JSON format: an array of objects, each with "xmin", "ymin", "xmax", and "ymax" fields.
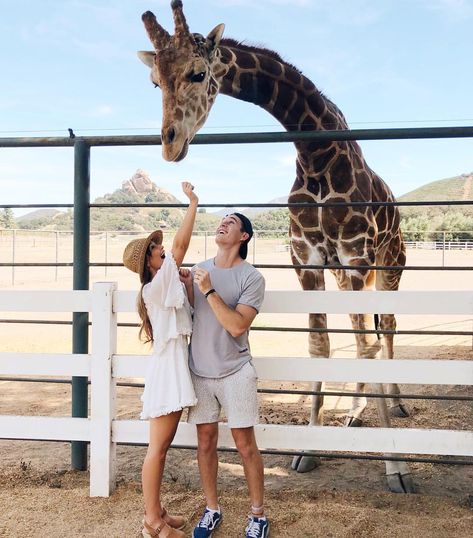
[{"xmin": 1, "ymin": 125, "xmax": 473, "ymax": 470}]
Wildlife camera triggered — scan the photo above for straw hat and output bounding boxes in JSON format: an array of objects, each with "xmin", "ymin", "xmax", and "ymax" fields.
[{"xmin": 122, "ymin": 229, "xmax": 163, "ymax": 282}]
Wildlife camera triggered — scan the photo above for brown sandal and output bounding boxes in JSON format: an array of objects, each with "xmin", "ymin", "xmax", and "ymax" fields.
[
  {"xmin": 142, "ymin": 520, "xmax": 185, "ymax": 538},
  {"xmin": 161, "ymin": 507, "xmax": 186, "ymax": 530}
]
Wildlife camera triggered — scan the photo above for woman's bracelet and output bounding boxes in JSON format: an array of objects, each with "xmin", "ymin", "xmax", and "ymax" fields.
[{"xmin": 204, "ymin": 288, "xmax": 216, "ymax": 298}]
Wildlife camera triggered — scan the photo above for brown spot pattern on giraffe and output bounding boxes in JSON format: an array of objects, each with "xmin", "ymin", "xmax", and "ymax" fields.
[{"xmin": 139, "ymin": 10, "xmax": 406, "ymax": 409}]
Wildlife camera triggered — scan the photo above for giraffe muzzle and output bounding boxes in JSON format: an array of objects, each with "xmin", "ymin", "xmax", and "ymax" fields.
[
  {"xmin": 161, "ymin": 138, "xmax": 189, "ymax": 162},
  {"xmin": 161, "ymin": 124, "xmax": 189, "ymax": 162}
]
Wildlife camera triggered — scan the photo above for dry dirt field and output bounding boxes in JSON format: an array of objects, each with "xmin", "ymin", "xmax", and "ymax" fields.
[{"xmin": 1, "ymin": 242, "xmax": 472, "ymax": 537}]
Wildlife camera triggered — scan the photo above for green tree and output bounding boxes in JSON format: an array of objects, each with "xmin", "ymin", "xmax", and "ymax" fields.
[
  {"xmin": 252, "ymin": 208, "xmax": 289, "ymax": 237},
  {"xmin": 437, "ymin": 212, "xmax": 473, "ymax": 240},
  {"xmin": 400, "ymin": 215, "xmax": 431, "ymax": 241},
  {"xmin": 0, "ymin": 208, "xmax": 15, "ymax": 229}
]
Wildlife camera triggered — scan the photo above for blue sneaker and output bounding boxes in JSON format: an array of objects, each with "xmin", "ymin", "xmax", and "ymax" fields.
[
  {"xmin": 245, "ymin": 515, "xmax": 270, "ymax": 538},
  {"xmin": 193, "ymin": 508, "xmax": 222, "ymax": 537}
]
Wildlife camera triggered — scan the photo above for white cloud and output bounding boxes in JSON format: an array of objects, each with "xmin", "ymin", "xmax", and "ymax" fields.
[
  {"xmin": 71, "ymin": 38, "xmax": 131, "ymax": 61},
  {"xmin": 89, "ymin": 105, "xmax": 115, "ymax": 117},
  {"xmin": 275, "ymin": 153, "xmax": 297, "ymax": 167},
  {"xmin": 418, "ymin": 0, "xmax": 473, "ymax": 19},
  {"xmin": 314, "ymin": 0, "xmax": 385, "ymax": 27}
]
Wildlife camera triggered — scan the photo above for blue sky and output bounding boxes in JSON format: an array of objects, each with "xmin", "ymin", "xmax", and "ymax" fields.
[{"xmin": 2, "ymin": 0, "xmax": 472, "ymax": 212}]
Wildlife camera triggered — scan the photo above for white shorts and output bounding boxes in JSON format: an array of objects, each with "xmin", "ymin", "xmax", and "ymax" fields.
[{"xmin": 187, "ymin": 361, "xmax": 259, "ymax": 428}]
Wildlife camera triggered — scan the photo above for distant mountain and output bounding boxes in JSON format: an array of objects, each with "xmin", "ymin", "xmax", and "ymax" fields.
[
  {"xmin": 398, "ymin": 172, "xmax": 472, "ymax": 202},
  {"xmin": 14, "ymin": 171, "xmax": 473, "ymax": 232},
  {"xmin": 398, "ymin": 172, "xmax": 473, "ymax": 217},
  {"xmin": 16, "ymin": 208, "xmax": 62, "ymax": 223}
]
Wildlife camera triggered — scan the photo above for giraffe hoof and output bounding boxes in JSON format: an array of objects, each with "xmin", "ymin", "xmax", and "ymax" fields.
[
  {"xmin": 390, "ymin": 404, "xmax": 410, "ymax": 418},
  {"xmin": 291, "ymin": 455, "xmax": 321, "ymax": 473},
  {"xmin": 386, "ymin": 472, "xmax": 416, "ymax": 494},
  {"xmin": 344, "ymin": 416, "xmax": 363, "ymax": 427}
]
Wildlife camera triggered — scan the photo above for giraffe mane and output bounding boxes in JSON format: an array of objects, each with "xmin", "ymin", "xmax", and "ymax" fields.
[{"xmin": 220, "ymin": 38, "xmax": 302, "ymax": 75}]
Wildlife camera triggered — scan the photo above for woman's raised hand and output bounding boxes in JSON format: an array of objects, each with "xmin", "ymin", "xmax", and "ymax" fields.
[{"xmin": 181, "ymin": 181, "xmax": 198, "ymax": 203}]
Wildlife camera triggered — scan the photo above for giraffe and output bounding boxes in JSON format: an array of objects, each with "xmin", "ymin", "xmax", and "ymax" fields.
[{"xmin": 137, "ymin": 0, "xmax": 414, "ymax": 493}]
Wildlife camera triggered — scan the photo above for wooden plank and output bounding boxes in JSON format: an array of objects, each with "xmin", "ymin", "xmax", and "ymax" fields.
[
  {"xmin": 0, "ymin": 290, "xmax": 91, "ymax": 312},
  {"xmin": 113, "ymin": 289, "xmax": 473, "ymax": 315},
  {"xmin": 113, "ymin": 421, "xmax": 473, "ymax": 457},
  {"xmin": 113, "ymin": 290, "xmax": 137, "ymax": 313},
  {"xmin": 259, "ymin": 290, "xmax": 473, "ymax": 315},
  {"xmin": 90, "ymin": 282, "xmax": 117, "ymax": 497},
  {"xmin": 0, "ymin": 353, "xmax": 90, "ymax": 377},
  {"xmin": 0, "ymin": 416, "xmax": 90, "ymax": 441},
  {"xmin": 253, "ymin": 357, "xmax": 473, "ymax": 386},
  {"xmin": 112, "ymin": 355, "xmax": 147, "ymax": 378},
  {"xmin": 112, "ymin": 355, "xmax": 473, "ymax": 386}
]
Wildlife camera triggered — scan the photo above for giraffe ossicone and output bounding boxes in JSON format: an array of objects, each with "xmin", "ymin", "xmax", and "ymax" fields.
[{"xmin": 138, "ymin": 1, "xmax": 414, "ymax": 494}]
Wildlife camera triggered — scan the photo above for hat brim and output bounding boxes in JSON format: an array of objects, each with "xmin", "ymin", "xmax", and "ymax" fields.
[{"xmin": 139, "ymin": 229, "xmax": 164, "ymax": 282}]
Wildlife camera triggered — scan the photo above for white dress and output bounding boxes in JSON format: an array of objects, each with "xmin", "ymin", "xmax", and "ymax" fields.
[{"xmin": 140, "ymin": 253, "xmax": 197, "ymax": 419}]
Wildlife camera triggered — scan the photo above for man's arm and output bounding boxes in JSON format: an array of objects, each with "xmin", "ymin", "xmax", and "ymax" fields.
[
  {"xmin": 205, "ymin": 293, "xmax": 257, "ymax": 338},
  {"xmin": 193, "ymin": 267, "xmax": 259, "ymax": 337}
]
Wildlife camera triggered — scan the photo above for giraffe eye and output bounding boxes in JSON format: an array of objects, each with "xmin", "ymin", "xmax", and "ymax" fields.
[
  {"xmin": 189, "ymin": 71, "xmax": 206, "ymax": 83},
  {"xmin": 153, "ymin": 82, "xmax": 160, "ymax": 88}
]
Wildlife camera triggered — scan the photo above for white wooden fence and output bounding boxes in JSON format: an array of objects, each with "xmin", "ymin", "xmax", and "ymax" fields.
[{"xmin": 1, "ymin": 283, "xmax": 473, "ymax": 497}]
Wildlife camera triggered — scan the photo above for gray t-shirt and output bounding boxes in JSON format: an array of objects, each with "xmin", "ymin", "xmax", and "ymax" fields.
[{"xmin": 189, "ymin": 258, "xmax": 265, "ymax": 378}]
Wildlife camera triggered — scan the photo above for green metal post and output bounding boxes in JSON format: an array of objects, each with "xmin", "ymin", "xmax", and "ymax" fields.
[{"xmin": 71, "ymin": 139, "xmax": 90, "ymax": 470}]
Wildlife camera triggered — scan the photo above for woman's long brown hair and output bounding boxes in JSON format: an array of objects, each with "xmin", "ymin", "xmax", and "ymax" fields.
[{"xmin": 137, "ymin": 258, "xmax": 153, "ymax": 343}]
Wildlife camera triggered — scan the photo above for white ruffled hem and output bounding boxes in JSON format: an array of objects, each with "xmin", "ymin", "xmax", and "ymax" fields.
[{"xmin": 140, "ymin": 398, "xmax": 198, "ymax": 420}]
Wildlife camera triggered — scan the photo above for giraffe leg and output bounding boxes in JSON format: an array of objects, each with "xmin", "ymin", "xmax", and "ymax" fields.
[
  {"xmin": 334, "ymin": 267, "xmax": 379, "ymax": 426},
  {"xmin": 376, "ymin": 255, "xmax": 410, "ymax": 419},
  {"xmin": 379, "ymin": 318, "xmax": 409, "ymax": 417},
  {"xmin": 292, "ymin": 379, "xmax": 324, "ymax": 472},
  {"xmin": 344, "ymin": 382, "xmax": 366, "ymax": 427},
  {"xmin": 344, "ymin": 312, "xmax": 381, "ymax": 426},
  {"xmin": 370, "ymin": 382, "xmax": 415, "ymax": 493},
  {"xmin": 341, "ymin": 267, "xmax": 414, "ymax": 492},
  {"xmin": 347, "ymin": 320, "xmax": 414, "ymax": 491},
  {"xmin": 292, "ymin": 312, "xmax": 328, "ymax": 473}
]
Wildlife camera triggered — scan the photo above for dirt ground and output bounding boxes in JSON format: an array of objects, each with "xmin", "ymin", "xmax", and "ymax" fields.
[
  {"xmin": 1, "ymin": 344, "xmax": 472, "ymax": 537},
  {"xmin": 1, "ymin": 246, "xmax": 473, "ymax": 537}
]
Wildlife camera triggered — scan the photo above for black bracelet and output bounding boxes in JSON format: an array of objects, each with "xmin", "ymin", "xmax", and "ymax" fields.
[{"xmin": 204, "ymin": 288, "xmax": 216, "ymax": 298}]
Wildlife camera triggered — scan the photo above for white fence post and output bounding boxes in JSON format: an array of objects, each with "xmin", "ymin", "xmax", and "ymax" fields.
[{"xmin": 90, "ymin": 282, "xmax": 117, "ymax": 497}]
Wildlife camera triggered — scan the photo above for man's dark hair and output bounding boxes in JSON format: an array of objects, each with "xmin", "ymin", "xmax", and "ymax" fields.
[{"xmin": 233, "ymin": 212, "xmax": 253, "ymax": 260}]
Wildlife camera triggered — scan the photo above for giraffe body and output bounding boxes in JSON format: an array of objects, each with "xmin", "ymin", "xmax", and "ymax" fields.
[{"xmin": 138, "ymin": 1, "xmax": 413, "ymax": 493}]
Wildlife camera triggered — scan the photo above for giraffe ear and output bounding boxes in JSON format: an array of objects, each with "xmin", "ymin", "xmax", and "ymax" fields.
[
  {"xmin": 206, "ymin": 23, "xmax": 225, "ymax": 52},
  {"xmin": 137, "ymin": 51, "xmax": 156, "ymax": 68}
]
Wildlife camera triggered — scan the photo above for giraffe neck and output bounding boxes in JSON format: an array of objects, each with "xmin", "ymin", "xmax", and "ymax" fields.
[
  {"xmin": 216, "ymin": 40, "xmax": 348, "ymax": 136},
  {"xmin": 209, "ymin": 40, "xmax": 403, "ymax": 290}
]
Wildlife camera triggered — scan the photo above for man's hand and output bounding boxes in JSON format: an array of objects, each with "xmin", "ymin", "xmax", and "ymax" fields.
[{"xmin": 193, "ymin": 267, "xmax": 213, "ymax": 295}]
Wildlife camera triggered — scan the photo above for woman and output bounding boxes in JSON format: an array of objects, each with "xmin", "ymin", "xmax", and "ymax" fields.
[{"xmin": 122, "ymin": 182, "xmax": 198, "ymax": 538}]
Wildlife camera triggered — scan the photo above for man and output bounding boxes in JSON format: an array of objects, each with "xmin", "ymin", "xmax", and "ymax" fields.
[{"xmin": 189, "ymin": 213, "xmax": 269, "ymax": 538}]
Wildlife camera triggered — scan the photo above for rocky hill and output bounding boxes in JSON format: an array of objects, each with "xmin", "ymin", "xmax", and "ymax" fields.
[
  {"xmin": 120, "ymin": 169, "xmax": 181, "ymax": 204},
  {"xmin": 15, "ymin": 169, "xmax": 219, "ymax": 232}
]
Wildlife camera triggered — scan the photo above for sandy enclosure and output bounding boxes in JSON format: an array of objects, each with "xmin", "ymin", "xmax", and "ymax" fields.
[{"xmin": 1, "ymin": 240, "xmax": 472, "ymax": 537}]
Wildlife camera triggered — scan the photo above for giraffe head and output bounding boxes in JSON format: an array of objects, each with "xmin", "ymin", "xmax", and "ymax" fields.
[{"xmin": 138, "ymin": 1, "xmax": 225, "ymax": 161}]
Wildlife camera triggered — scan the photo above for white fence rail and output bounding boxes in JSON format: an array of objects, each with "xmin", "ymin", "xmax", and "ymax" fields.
[{"xmin": 1, "ymin": 284, "xmax": 473, "ymax": 497}]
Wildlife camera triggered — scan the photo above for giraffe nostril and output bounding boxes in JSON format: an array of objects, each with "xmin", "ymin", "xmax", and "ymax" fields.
[{"xmin": 166, "ymin": 127, "xmax": 175, "ymax": 144}]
